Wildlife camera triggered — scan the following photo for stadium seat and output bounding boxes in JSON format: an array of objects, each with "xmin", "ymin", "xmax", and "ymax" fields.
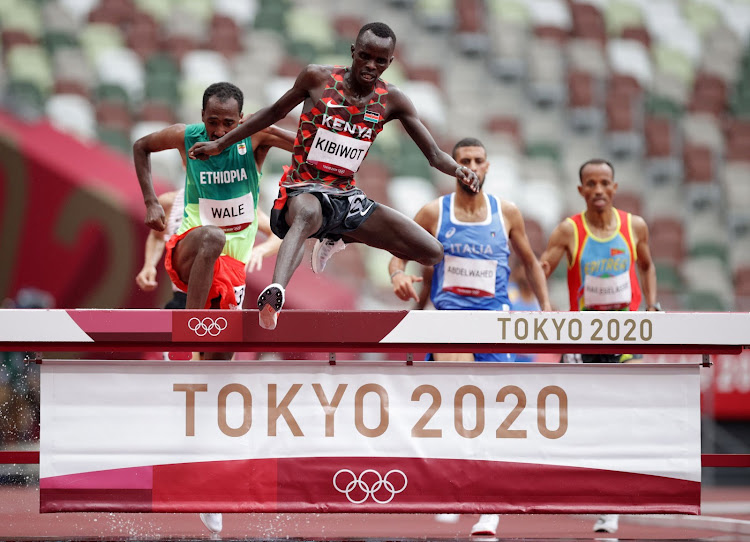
[
  {"xmin": 682, "ymin": 112, "xmax": 724, "ymax": 156},
  {"xmin": 526, "ymin": 38, "xmax": 566, "ymax": 106},
  {"xmin": 570, "ymin": 1, "xmax": 607, "ymax": 46},
  {"xmin": 567, "ymin": 70, "xmax": 604, "ymax": 132},
  {"xmin": 414, "ymin": 0, "xmax": 456, "ymax": 31},
  {"xmin": 45, "ymin": 92, "xmax": 96, "ymax": 140},
  {"xmin": 95, "ymin": 47, "xmax": 145, "ymax": 103},
  {"xmin": 6, "ymin": 44, "xmax": 53, "ymax": 96},
  {"xmin": 214, "ymin": 0, "xmax": 257, "ymax": 26},
  {"xmin": 79, "ymin": 22, "xmax": 124, "ymax": 63},
  {"xmin": 487, "ymin": 20, "xmax": 528, "ymax": 81}
]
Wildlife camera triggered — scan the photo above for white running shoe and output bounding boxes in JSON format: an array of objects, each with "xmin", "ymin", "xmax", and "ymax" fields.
[
  {"xmin": 471, "ymin": 514, "xmax": 499, "ymax": 536},
  {"xmin": 199, "ymin": 512, "xmax": 223, "ymax": 534},
  {"xmin": 435, "ymin": 513, "xmax": 460, "ymax": 523},
  {"xmin": 257, "ymin": 283, "xmax": 285, "ymax": 330},
  {"xmin": 312, "ymin": 238, "xmax": 346, "ymax": 273},
  {"xmin": 593, "ymin": 514, "xmax": 619, "ymax": 533}
]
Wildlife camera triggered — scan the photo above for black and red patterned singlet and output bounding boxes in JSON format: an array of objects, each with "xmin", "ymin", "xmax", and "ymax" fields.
[{"xmin": 284, "ymin": 66, "xmax": 389, "ymax": 192}]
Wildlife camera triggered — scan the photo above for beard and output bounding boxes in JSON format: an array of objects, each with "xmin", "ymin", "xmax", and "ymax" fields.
[{"xmin": 458, "ymin": 177, "xmax": 484, "ymax": 194}]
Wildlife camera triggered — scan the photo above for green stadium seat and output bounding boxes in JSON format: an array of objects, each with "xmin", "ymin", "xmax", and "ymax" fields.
[
  {"xmin": 5, "ymin": 44, "xmax": 52, "ymax": 94},
  {"xmin": 685, "ymin": 290, "xmax": 729, "ymax": 312},
  {"xmin": 97, "ymin": 126, "xmax": 133, "ymax": 155},
  {"xmin": 79, "ymin": 23, "xmax": 124, "ymax": 64},
  {"xmin": 654, "ymin": 262, "xmax": 683, "ymax": 293},
  {"xmin": 3, "ymin": 79, "xmax": 46, "ymax": 117}
]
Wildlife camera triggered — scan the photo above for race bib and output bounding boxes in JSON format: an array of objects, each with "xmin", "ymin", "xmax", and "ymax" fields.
[
  {"xmin": 583, "ymin": 273, "xmax": 631, "ymax": 310},
  {"xmin": 198, "ymin": 193, "xmax": 254, "ymax": 232},
  {"xmin": 442, "ymin": 255, "xmax": 497, "ymax": 297},
  {"xmin": 307, "ymin": 129, "xmax": 371, "ymax": 176}
]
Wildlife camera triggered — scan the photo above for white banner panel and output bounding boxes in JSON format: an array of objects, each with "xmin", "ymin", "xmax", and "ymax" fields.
[
  {"xmin": 384, "ymin": 311, "xmax": 750, "ymax": 345},
  {"xmin": 40, "ymin": 361, "xmax": 701, "ymax": 514}
]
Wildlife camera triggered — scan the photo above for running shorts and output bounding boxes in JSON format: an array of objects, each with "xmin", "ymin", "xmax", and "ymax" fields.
[
  {"xmin": 271, "ymin": 182, "xmax": 378, "ymax": 240},
  {"xmin": 165, "ymin": 227, "xmax": 246, "ymax": 309}
]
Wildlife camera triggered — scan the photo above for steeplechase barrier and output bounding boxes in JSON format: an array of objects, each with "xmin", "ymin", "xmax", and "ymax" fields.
[{"xmin": 0, "ymin": 309, "xmax": 748, "ymax": 515}]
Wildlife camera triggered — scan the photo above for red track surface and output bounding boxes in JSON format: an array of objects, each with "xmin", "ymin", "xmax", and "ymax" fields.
[{"xmin": 2, "ymin": 486, "xmax": 750, "ymax": 540}]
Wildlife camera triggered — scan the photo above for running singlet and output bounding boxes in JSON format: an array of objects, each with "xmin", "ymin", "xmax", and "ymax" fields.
[
  {"xmin": 567, "ymin": 208, "xmax": 642, "ymax": 311},
  {"xmin": 285, "ymin": 66, "xmax": 389, "ymax": 191},
  {"xmin": 431, "ymin": 193, "xmax": 511, "ymax": 311},
  {"xmin": 180, "ymin": 123, "xmax": 260, "ymax": 264}
]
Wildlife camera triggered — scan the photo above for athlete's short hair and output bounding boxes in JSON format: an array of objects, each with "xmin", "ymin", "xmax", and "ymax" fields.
[
  {"xmin": 578, "ymin": 158, "xmax": 614, "ymax": 183},
  {"xmin": 452, "ymin": 137, "xmax": 486, "ymax": 159},
  {"xmin": 357, "ymin": 22, "xmax": 397, "ymax": 47},
  {"xmin": 202, "ymin": 82, "xmax": 244, "ymax": 113}
]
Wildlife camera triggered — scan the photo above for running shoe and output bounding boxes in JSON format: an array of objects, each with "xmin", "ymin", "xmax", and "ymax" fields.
[
  {"xmin": 312, "ymin": 238, "xmax": 346, "ymax": 273},
  {"xmin": 200, "ymin": 512, "xmax": 223, "ymax": 534},
  {"xmin": 593, "ymin": 514, "xmax": 619, "ymax": 533},
  {"xmin": 257, "ymin": 283, "xmax": 285, "ymax": 330},
  {"xmin": 471, "ymin": 514, "xmax": 499, "ymax": 536}
]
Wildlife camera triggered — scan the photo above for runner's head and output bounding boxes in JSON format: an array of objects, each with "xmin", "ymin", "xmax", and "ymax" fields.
[
  {"xmin": 453, "ymin": 137, "xmax": 488, "ymax": 194},
  {"xmin": 201, "ymin": 82, "xmax": 244, "ymax": 141},
  {"xmin": 350, "ymin": 22, "xmax": 396, "ymax": 87},
  {"xmin": 578, "ymin": 158, "xmax": 617, "ymax": 212}
]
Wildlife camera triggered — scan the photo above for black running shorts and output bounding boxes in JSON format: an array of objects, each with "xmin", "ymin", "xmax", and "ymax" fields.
[{"xmin": 270, "ymin": 185, "xmax": 379, "ymax": 240}]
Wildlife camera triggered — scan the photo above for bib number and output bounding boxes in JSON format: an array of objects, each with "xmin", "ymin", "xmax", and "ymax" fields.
[
  {"xmin": 442, "ymin": 255, "xmax": 497, "ymax": 297},
  {"xmin": 583, "ymin": 273, "xmax": 631, "ymax": 310},
  {"xmin": 198, "ymin": 193, "xmax": 255, "ymax": 232},
  {"xmin": 307, "ymin": 129, "xmax": 371, "ymax": 176}
]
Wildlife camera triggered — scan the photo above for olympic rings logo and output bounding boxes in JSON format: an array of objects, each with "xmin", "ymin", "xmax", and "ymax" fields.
[
  {"xmin": 333, "ymin": 469, "xmax": 408, "ymax": 504},
  {"xmin": 187, "ymin": 317, "xmax": 228, "ymax": 337}
]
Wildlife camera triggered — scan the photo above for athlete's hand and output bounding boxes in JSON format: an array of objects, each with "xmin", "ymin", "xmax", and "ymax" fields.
[
  {"xmin": 145, "ymin": 201, "xmax": 166, "ymax": 232},
  {"xmin": 246, "ymin": 245, "xmax": 270, "ymax": 273},
  {"xmin": 456, "ymin": 166, "xmax": 479, "ymax": 193},
  {"xmin": 391, "ymin": 271, "xmax": 422, "ymax": 303},
  {"xmin": 189, "ymin": 141, "xmax": 222, "ymax": 160},
  {"xmin": 136, "ymin": 265, "xmax": 158, "ymax": 291}
]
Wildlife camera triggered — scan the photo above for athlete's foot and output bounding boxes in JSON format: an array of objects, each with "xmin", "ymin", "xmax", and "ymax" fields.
[
  {"xmin": 257, "ymin": 283, "xmax": 285, "ymax": 330},
  {"xmin": 312, "ymin": 238, "xmax": 346, "ymax": 273},
  {"xmin": 471, "ymin": 514, "xmax": 499, "ymax": 536},
  {"xmin": 199, "ymin": 512, "xmax": 223, "ymax": 534},
  {"xmin": 593, "ymin": 514, "xmax": 619, "ymax": 533}
]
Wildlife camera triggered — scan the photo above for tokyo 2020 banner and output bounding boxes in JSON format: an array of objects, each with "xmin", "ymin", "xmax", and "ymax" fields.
[{"xmin": 39, "ymin": 361, "xmax": 701, "ymax": 514}]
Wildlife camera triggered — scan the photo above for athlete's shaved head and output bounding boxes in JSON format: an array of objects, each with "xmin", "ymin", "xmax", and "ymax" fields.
[{"xmin": 356, "ymin": 22, "xmax": 396, "ymax": 47}]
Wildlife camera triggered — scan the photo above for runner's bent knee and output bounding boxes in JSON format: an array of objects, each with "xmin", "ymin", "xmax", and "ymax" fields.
[
  {"xmin": 288, "ymin": 197, "xmax": 323, "ymax": 235},
  {"xmin": 196, "ymin": 226, "xmax": 226, "ymax": 257}
]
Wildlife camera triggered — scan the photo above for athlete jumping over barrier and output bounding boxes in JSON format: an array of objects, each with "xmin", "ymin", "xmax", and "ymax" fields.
[{"xmin": 188, "ymin": 23, "xmax": 480, "ymax": 331}]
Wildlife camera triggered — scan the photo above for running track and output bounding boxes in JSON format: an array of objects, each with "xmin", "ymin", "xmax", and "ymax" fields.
[{"xmin": 2, "ymin": 486, "xmax": 750, "ymax": 541}]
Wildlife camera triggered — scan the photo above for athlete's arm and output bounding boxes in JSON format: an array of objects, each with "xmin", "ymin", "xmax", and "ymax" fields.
[
  {"xmin": 540, "ymin": 220, "xmax": 575, "ymax": 278},
  {"xmin": 388, "ymin": 87, "xmax": 479, "ymax": 192},
  {"xmin": 133, "ymin": 124, "xmax": 186, "ymax": 232},
  {"xmin": 632, "ymin": 215, "xmax": 658, "ymax": 310},
  {"xmin": 389, "ymin": 200, "xmax": 440, "ymax": 302},
  {"xmin": 417, "ymin": 265, "xmax": 433, "ymax": 310},
  {"xmin": 252, "ymin": 125, "xmax": 297, "ymax": 171},
  {"xmin": 136, "ymin": 191, "xmax": 176, "ymax": 291},
  {"xmin": 504, "ymin": 202, "xmax": 552, "ymax": 311},
  {"xmin": 189, "ymin": 65, "xmax": 327, "ymax": 159},
  {"xmin": 247, "ymin": 210, "xmax": 282, "ymax": 273}
]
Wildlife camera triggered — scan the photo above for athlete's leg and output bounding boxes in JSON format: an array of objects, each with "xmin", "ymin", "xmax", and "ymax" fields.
[
  {"xmin": 271, "ymin": 194, "xmax": 323, "ymax": 287},
  {"xmin": 346, "ymin": 204, "xmax": 443, "ymax": 265},
  {"xmin": 171, "ymin": 225, "xmax": 226, "ymax": 309}
]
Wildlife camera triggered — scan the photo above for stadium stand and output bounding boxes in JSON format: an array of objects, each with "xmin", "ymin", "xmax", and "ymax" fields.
[{"xmin": 1, "ymin": 0, "xmax": 749, "ymax": 312}]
